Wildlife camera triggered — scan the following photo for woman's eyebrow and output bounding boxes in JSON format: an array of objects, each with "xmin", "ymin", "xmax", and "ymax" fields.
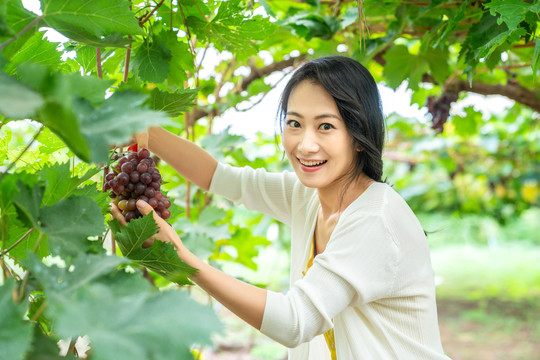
[{"xmin": 286, "ymin": 111, "xmax": 340, "ymax": 120}]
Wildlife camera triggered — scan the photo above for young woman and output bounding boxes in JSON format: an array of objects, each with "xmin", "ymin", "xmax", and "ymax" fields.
[{"xmin": 111, "ymin": 56, "xmax": 451, "ymax": 359}]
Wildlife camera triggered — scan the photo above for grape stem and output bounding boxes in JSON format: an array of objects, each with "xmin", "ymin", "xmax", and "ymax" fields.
[
  {"xmin": 0, "ymin": 16, "xmax": 42, "ymax": 51},
  {"xmin": 0, "ymin": 227, "xmax": 36, "ymax": 257}
]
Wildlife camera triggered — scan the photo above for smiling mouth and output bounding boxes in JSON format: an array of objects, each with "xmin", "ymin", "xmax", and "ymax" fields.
[{"xmin": 298, "ymin": 159, "xmax": 327, "ymax": 167}]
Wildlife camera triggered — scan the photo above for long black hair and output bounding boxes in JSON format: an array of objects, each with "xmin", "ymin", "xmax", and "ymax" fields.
[{"xmin": 278, "ymin": 55, "xmax": 385, "ymax": 183}]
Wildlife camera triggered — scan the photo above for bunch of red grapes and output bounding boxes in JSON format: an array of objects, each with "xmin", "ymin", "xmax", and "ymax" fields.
[
  {"xmin": 426, "ymin": 92, "xmax": 458, "ymax": 133},
  {"xmin": 104, "ymin": 147, "xmax": 171, "ymax": 222}
]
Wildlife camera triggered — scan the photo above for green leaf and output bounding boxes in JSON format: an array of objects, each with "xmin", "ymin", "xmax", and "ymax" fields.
[
  {"xmin": 25, "ymin": 326, "xmax": 77, "ymax": 360},
  {"xmin": 217, "ymin": 228, "xmax": 270, "ymax": 270},
  {"xmin": 25, "ymin": 253, "xmax": 127, "ymax": 293},
  {"xmin": 27, "ymin": 254, "xmax": 218, "ymax": 359},
  {"xmin": 40, "ymin": 0, "xmax": 143, "ymax": 47},
  {"xmin": 36, "ymin": 127, "xmax": 68, "ymax": 155},
  {"xmin": 0, "ymin": 73, "xmax": 44, "ymax": 119},
  {"xmin": 341, "ymin": 7, "xmax": 359, "ymax": 29},
  {"xmin": 8, "ymin": 31, "xmax": 62, "ymax": 69},
  {"xmin": 424, "ymin": 47, "xmax": 450, "ymax": 85},
  {"xmin": 485, "ymin": 0, "xmax": 535, "ymax": 31},
  {"xmin": 175, "ymin": 206, "xmax": 230, "ymax": 260},
  {"xmin": 110, "ymin": 214, "xmax": 197, "ymax": 285},
  {"xmin": 74, "ymin": 45, "xmax": 98, "ymax": 74},
  {"xmin": 187, "ymin": 0, "xmax": 277, "ymax": 59},
  {"xmin": 200, "ymin": 129, "xmax": 245, "ymax": 162},
  {"xmin": 1, "ymin": 0, "xmax": 38, "ymax": 60},
  {"xmin": 132, "ymin": 35, "xmax": 171, "ymax": 83},
  {"xmin": 0, "ymin": 0, "xmax": 15, "ymax": 38},
  {"xmin": 382, "ymin": 45, "xmax": 416, "ymax": 89},
  {"xmin": 43, "ymin": 272, "xmax": 220, "ymax": 360},
  {"xmin": 282, "ymin": 13, "xmax": 340, "ymax": 41},
  {"xmin": 13, "ymin": 177, "xmax": 44, "ymax": 227},
  {"xmin": 451, "ymin": 106, "xmax": 481, "ymax": 137},
  {"xmin": 38, "ymin": 101, "xmax": 91, "ymax": 163},
  {"xmin": 0, "ymin": 278, "xmax": 34, "ymax": 360},
  {"xmin": 533, "ymin": 39, "xmax": 540, "ymax": 80},
  {"xmin": 39, "ymin": 195, "xmax": 106, "ymax": 257},
  {"xmin": 149, "ymin": 88, "xmax": 198, "ymax": 118},
  {"xmin": 73, "ymin": 91, "xmax": 171, "ymax": 164},
  {"xmin": 160, "ymin": 30, "xmax": 193, "ymax": 88},
  {"xmin": 40, "ymin": 162, "xmax": 100, "ymax": 206}
]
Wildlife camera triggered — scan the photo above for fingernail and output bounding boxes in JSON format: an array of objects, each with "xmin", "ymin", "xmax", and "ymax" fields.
[{"xmin": 136, "ymin": 200, "xmax": 145, "ymax": 208}]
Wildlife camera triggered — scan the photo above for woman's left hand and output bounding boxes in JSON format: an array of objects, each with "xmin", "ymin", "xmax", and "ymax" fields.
[{"xmin": 110, "ymin": 200, "xmax": 183, "ymax": 249}]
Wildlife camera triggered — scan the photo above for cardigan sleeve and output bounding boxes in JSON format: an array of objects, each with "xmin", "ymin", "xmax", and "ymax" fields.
[
  {"xmin": 260, "ymin": 212, "xmax": 399, "ymax": 348},
  {"xmin": 208, "ymin": 162, "xmax": 302, "ymax": 226}
]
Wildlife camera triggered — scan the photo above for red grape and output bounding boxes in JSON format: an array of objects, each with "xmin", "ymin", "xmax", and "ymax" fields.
[{"xmin": 104, "ymin": 147, "xmax": 173, "ymax": 223}]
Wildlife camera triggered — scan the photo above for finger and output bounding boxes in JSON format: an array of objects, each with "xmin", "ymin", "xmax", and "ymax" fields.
[
  {"xmin": 110, "ymin": 203, "xmax": 128, "ymax": 226},
  {"xmin": 136, "ymin": 199, "xmax": 159, "ymax": 220}
]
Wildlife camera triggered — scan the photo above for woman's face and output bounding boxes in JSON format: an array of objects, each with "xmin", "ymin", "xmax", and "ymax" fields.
[{"xmin": 282, "ymin": 80, "xmax": 357, "ymax": 191}]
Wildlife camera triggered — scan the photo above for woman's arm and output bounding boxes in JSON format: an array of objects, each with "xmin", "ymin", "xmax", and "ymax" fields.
[{"xmin": 138, "ymin": 126, "xmax": 218, "ymax": 191}]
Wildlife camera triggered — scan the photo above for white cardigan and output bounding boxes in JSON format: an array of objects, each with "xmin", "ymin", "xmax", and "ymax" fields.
[{"xmin": 209, "ymin": 163, "xmax": 451, "ymax": 360}]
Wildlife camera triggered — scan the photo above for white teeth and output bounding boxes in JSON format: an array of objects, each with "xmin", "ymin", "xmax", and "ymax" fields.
[{"xmin": 299, "ymin": 159, "xmax": 326, "ymax": 166}]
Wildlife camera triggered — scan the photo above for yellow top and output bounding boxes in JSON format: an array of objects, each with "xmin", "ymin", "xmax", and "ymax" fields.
[{"xmin": 302, "ymin": 238, "xmax": 337, "ymax": 360}]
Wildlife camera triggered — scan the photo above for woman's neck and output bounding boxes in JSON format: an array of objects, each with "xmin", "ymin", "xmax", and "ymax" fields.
[{"xmin": 317, "ymin": 173, "xmax": 375, "ymax": 218}]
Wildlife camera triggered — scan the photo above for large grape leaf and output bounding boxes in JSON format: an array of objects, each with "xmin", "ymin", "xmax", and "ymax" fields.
[
  {"xmin": 485, "ymin": 0, "xmax": 540, "ymax": 31},
  {"xmin": 215, "ymin": 228, "xmax": 270, "ymax": 270},
  {"xmin": 39, "ymin": 195, "xmax": 106, "ymax": 258},
  {"xmin": 109, "ymin": 214, "xmax": 197, "ymax": 285},
  {"xmin": 424, "ymin": 47, "xmax": 450, "ymax": 86},
  {"xmin": 25, "ymin": 254, "xmax": 220, "ymax": 360},
  {"xmin": 1, "ymin": 0, "xmax": 38, "ymax": 60},
  {"xmin": 0, "ymin": 0, "xmax": 14, "ymax": 38},
  {"xmin": 13, "ymin": 178, "xmax": 44, "ymax": 228},
  {"xmin": 0, "ymin": 73, "xmax": 44, "ymax": 119},
  {"xmin": 187, "ymin": 0, "xmax": 277, "ymax": 59},
  {"xmin": 382, "ymin": 45, "xmax": 417, "ymax": 89},
  {"xmin": 39, "ymin": 162, "xmax": 100, "ymax": 206},
  {"xmin": 40, "ymin": 0, "xmax": 144, "ymax": 47},
  {"xmin": 149, "ymin": 88, "xmax": 198, "ymax": 118},
  {"xmin": 25, "ymin": 253, "xmax": 128, "ymax": 293},
  {"xmin": 175, "ymin": 206, "xmax": 231, "ymax": 260},
  {"xmin": 533, "ymin": 39, "xmax": 540, "ymax": 79},
  {"xmin": 0, "ymin": 174, "xmax": 46, "ymax": 259},
  {"xmin": 73, "ymin": 91, "xmax": 172, "ymax": 164},
  {"xmin": 132, "ymin": 35, "xmax": 171, "ymax": 83},
  {"xmin": 25, "ymin": 326, "xmax": 77, "ymax": 360},
  {"xmin": 8, "ymin": 31, "xmax": 62, "ymax": 69},
  {"xmin": 160, "ymin": 30, "xmax": 193, "ymax": 88},
  {"xmin": 0, "ymin": 278, "xmax": 34, "ymax": 360},
  {"xmin": 280, "ymin": 13, "xmax": 341, "ymax": 41}
]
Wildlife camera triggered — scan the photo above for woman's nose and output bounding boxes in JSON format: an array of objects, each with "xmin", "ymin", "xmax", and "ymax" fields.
[{"xmin": 298, "ymin": 131, "xmax": 319, "ymax": 153}]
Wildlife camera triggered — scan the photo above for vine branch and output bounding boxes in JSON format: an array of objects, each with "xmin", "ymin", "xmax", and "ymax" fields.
[
  {"xmin": 139, "ymin": 0, "xmax": 166, "ymax": 26},
  {"xmin": 96, "ymin": 48, "xmax": 103, "ymax": 79}
]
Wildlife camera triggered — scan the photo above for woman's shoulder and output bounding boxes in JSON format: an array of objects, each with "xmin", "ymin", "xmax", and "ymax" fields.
[{"xmin": 344, "ymin": 182, "xmax": 424, "ymax": 241}]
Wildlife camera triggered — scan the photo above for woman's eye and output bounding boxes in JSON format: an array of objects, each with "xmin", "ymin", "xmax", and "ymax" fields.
[
  {"xmin": 286, "ymin": 120, "xmax": 301, "ymax": 128},
  {"xmin": 320, "ymin": 123, "xmax": 333, "ymax": 130}
]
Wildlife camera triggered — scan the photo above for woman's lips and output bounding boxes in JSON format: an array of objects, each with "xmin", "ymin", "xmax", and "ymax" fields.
[{"xmin": 297, "ymin": 158, "xmax": 327, "ymax": 172}]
